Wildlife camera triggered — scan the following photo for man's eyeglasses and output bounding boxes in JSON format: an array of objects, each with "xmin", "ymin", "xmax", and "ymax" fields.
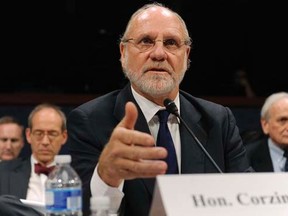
[
  {"xmin": 31, "ymin": 130, "xmax": 61, "ymax": 141},
  {"xmin": 122, "ymin": 37, "xmax": 191, "ymax": 53}
]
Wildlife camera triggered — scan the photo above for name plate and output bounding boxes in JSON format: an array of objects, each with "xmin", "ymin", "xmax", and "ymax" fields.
[{"xmin": 149, "ymin": 173, "xmax": 288, "ymax": 216}]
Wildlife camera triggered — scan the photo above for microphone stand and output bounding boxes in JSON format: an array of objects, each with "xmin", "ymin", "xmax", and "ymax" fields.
[{"xmin": 164, "ymin": 98, "xmax": 223, "ymax": 173}]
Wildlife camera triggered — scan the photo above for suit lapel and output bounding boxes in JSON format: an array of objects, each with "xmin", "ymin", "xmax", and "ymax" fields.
[
  {"xmin": 179, "ymin": 95, "xmax": 208, "ymax": 173},
  {"xmin": 115, "ymin": 84, "xmax": 155, "ymax": 195},
  {"xmin": 133, "ymin": 97, "xmax": 155, "ymax": 195},
  {"xmin": 253, "ymin": 140, "xmax": 274, "ymax": 172},
  {"xmin": 9, "ymin": 160, "xmax": 31, "ymax": 198},
  {"xmin": 135, "ymin": 108, "xmax": 157, "ymax": 196}
]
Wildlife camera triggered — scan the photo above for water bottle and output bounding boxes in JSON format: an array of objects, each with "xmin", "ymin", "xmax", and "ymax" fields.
[
  {"xmin": 45, "ymin": 155, "xmax": 82, "ymax": 216},
  {"xmin": 90, "ymin": 196, "xmax": 110, "ymax": 216}
]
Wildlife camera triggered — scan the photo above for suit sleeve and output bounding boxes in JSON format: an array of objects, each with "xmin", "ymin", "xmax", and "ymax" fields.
[
  {"xmin": 0, "ymin": 195, "xmax": 44, "ymax": 216},
  {"xmin": 223, "ymin": 107, "xmax": 252, "ymax": 172},
  {"xmin": 67, "ymin": 107, "xmax": 103, "ymax": 215}
]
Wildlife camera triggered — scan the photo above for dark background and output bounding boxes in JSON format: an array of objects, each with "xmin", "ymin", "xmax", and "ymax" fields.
[{"xmin": 2, "ymin": 0, "xmax": 287, "ymax": 97}]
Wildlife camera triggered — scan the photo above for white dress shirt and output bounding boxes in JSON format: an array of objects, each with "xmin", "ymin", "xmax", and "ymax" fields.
[
  {"xmin": 26, "ymin": 155, "xmax": 56, "ymax": 203},
  {"xmin": 268, "ymin": 138, "xmax": 287, "ymax": 172}
]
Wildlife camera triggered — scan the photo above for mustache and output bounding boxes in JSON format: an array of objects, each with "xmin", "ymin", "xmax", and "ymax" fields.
[{"xmin": 142, "ymin": 62, "xmax": 173, "ymax": 74}]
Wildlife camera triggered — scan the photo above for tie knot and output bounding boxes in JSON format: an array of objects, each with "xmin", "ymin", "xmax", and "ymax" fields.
[
  {"xmin": 157, "ymin": 110, "xmax": 170, "ymax": 123},
  {"xmin": 34, "ymin": 163, "xmax": 55, "ymax": 176}
]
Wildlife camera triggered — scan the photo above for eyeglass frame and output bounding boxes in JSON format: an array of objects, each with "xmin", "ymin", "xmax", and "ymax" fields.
[
  {"xmin": 31, "ymin": 129, "xmax": 62, "ymax": 141},
  {"xmin": 121, "ymin": 37, "xmax": 191, "ymax": 53}
]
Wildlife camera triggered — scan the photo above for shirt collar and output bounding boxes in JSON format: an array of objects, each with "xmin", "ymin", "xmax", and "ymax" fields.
[
  {"xmin": 131, "ymin": 86, "xmax": 180, "ymax": 123},
  {"xmin": 30, "ymin": 155, "xmax": 56, "ymax": 167},
  {"xmin": 268, "ymin": 138, "xmax": 286, "ymax": 169}
]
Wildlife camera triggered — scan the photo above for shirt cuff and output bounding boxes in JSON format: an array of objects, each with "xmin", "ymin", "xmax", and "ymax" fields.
[{"xmin": 90, "ymin": 163, "xmax": 124, "ymax": 213}]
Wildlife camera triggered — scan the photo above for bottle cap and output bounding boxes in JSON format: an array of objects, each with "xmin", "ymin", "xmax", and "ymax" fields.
[
  {"xmin": 90, "ymin": 196, "xmax": 110, "ymax": 211},
  {"xmin": 55, "ymin": 155, "xmax": 71, "ymax": 164}
]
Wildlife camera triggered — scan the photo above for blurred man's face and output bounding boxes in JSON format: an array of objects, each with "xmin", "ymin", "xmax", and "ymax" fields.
[
  {"xmin": 0, "ymin": 123, "xmax": 24, "ymax": 160},
  {"xmin": 26, "ymin": 108, "xmax": 67, "ymax": 166},
  {"xmin": 261, "ymin": 98, "xmax": 288, "ymax": 148}
]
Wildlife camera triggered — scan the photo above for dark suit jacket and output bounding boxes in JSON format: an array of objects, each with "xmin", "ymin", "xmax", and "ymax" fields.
[
  {"xmin": 0, "ymin": 195, "xmax": 44, "ymax": 216},
  {"xmin": 244, "ymin": 137, "xmax": 274, "ymax": 172},
  {"xmin": 67, "ymin": 84, "xmax": 251, "ymax": 216},
  {"xmin": 0, "ymin": 158, "xmax": 31, "ymax": 199}
]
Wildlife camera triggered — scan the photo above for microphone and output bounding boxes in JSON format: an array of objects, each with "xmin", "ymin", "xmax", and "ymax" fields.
[{"xmin": 164, "ymin": 98, "xmax": 223, "ymax": 173}]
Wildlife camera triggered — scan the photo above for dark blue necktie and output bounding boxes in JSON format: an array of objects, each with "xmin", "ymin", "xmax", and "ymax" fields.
[
  {"xmin": 284, "ymin": 150, "xmax": 288, "ymax": 172},
  {"xmin": 156, "ymin": 110, "xmax": 179, "ymax": 174}
]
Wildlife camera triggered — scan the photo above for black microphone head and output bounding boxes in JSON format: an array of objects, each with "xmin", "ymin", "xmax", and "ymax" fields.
[{"xmin": 164, "ymin": 98, "xmax": 179, "ymax": 116}]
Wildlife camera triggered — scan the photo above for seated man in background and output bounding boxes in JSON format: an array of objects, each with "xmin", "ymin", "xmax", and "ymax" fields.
[
  {"xmin": 0, "ymin": 103, "xmax": 67, "ymax": 204},
  {"xmin": 245, "ymin": 92, "xmax": 288, "ymax": 172},
  {"xmin": 0, "ymin": 116, "xmax": 25, "ymax": 161}
]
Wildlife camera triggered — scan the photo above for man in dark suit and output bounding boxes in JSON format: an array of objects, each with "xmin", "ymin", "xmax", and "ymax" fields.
[
  {"xmin": 67, "ymin": 2, "xmax": 252, "ymax": 216},
  {"xmin": 0, "ymin": 104, "xmax": 67, "ymax": 204},
  {"xmin": 245, "ymin": 92, "xmax": 288, "ymax": 172}
]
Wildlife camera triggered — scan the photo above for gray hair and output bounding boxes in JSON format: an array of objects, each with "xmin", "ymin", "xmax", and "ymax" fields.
[{"xmin": 261, "ymin": 92, "xmax": 288, "ymax": 120}]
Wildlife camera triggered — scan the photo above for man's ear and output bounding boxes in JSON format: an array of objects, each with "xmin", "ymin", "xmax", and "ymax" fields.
[
  {"xmin": 25, "ymin": 128, "xmax": 32, "ymax": 145},
  {"xmin": 61, "ymin": 130, "xmax": 68, "ymax": 146}
]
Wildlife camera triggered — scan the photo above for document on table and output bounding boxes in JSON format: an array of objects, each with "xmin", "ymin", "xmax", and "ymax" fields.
[{"xmin": 20, "ymin": 199, "xmax": 45, "ymax": 214}]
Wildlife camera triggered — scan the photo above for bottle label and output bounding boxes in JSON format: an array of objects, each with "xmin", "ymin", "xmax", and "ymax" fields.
[{"xmin": 46, "ymin": 188, "xmax": 82, "ymax": 212}]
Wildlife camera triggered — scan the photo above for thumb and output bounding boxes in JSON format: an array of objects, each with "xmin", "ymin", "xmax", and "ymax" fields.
[{"xmin": 118, "ymin": 101, "xmax": 138, "ymax": 130}]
